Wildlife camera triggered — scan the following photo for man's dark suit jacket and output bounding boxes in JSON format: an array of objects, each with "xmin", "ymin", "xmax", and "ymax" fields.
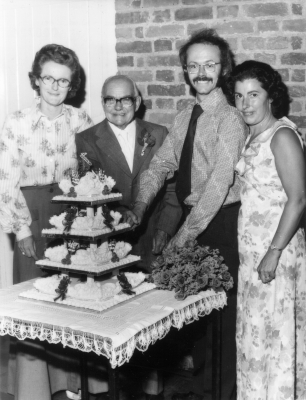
[{"xmin": 75, "ymin": 117, "xmax": 182, "ymax": 271}]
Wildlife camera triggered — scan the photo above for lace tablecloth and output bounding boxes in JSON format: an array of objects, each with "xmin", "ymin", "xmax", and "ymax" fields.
[{"xmin": 0, "ymin": 280, "xmax": 226, "ymax": 368}]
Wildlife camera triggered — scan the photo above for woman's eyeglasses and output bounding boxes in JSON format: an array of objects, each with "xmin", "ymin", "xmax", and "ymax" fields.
[{"xmin": 40, "ymin": 76, "xmax": 71, "ymax": 88}]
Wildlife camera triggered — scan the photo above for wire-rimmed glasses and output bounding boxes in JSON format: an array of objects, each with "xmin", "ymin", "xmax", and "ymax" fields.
[{"xmin": 185, "ymin": 62, "xmax": 221, "ymax": 74}]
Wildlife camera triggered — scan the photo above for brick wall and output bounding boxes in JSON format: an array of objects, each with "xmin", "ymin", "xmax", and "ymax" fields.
[{"xmin": 115, "ymin": 0, "xmax": 306, "ymax": 137}]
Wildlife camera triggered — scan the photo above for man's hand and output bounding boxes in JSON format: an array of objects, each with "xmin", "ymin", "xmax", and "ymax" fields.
[
  {"xmin": 122, "ymin": 201, "xmax": 147, "ymax": 228},
  {"xmin": 17, "ymin": 235, "xmax": 38, "ymax": 260},
  {"xmin": 122, "ymin": 210, "xmax": 139, "ymax": 228},
  {"xmin": 152, "ymin": 229, "xmax": 170, "ymax": 255}
]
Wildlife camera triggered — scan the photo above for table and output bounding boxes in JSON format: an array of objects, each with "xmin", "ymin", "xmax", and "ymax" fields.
[{"xmin": 0, "ymin": 280, "xmax": 226, "ymax": 399}]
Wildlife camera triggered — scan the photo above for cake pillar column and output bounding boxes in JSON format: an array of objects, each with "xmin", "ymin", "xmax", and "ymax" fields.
[
  {"xmin": 86, "ymin": 207, "xmax": 94, "ymax": 218},
  {"xmin": 87, "ymin": 243, "xmax": 98, "ymax": 284}
]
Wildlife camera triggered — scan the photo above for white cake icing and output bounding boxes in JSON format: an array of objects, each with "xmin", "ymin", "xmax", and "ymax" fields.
[
  {"xmin": 42, "ymin": 222, "xmax": 130, "ymax": 238},
  {"xmin": 36, "ymin": 254, "xmax": 141, "ymax": 273},
  {"xmin": 19, "ymin": 274, "xmax": 156, "ymax": 312},
  {"xmin": 58, "ymin": 171, "xmax": 118, "ymax": 201},
  {"xmin": 49, "ymin": 210, "xmax": 122, "ymax": 232},
  {"xmin": 41, "ymin": 242, "xmax": 136, "ymax": 272},
  {"xmin": 31, "ymin": 170, "xmax": 146, "ymax": 313}
]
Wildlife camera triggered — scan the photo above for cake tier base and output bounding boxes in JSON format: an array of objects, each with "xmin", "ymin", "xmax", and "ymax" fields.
[
  {"xmin": 19, "ymin": 282, "xmax": 156, "ymax": 313},
  {"xmin": 42, "ymin": 223, "xmax": 131, "ymax": 241},
  {"xmin": 36, "ymin": 255, "xmax": 141, "ymax": 276},
  {"xmin": 51, "ymin": 193, "xmax": 122, "ymax": 206}
]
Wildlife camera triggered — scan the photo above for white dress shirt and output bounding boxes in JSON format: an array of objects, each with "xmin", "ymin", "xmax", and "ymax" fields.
[{"xmin": 109, "ymin": 120, "xmax": 136, "ymax": 172}]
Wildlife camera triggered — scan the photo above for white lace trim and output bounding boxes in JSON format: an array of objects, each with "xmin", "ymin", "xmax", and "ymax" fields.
[{"xmin": 0, "ymin": 291, "xmax": 226, "ymax": 368}]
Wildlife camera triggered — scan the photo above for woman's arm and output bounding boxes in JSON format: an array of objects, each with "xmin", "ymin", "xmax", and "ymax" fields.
[
  {"xmin": 257, "ymin": 127, "xmax": 306, "ymax": 284},
  {"xmin": 0, "ymin": 115, "xmax": 38, "ymax": 258}
]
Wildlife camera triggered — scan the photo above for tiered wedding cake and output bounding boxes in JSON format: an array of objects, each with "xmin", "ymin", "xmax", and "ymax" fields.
[{"xmin": 19, "ymin": 156, "xmax": 155, "ymax": 312}]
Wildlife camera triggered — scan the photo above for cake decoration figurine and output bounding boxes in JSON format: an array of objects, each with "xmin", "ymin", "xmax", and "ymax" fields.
[
  {"xmin": 109, "ymin": 239, "xmax": 119, "ymax": 263},
  {"xmin": 54, "ymin": 275, "xmax": 71, "ymax": 302},
  {"xmin": 117, "ymin": 271, "xmax": 136, "ymax": 295}
]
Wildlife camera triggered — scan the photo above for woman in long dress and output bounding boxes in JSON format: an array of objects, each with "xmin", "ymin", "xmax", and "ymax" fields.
[
  {"xmin": 230, "ymin": 60, "xmax": 306, "ymax": 399},
  {"xmin": 0, "ymin": 43, "xmax": 93, "ymax": 400}
]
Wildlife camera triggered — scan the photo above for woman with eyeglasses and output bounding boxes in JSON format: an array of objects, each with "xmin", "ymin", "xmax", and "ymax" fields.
[
  {"xmin": 0, "ymin": 43, "xmax": 93, "ymax": 284},
  {"xmin": 0, "ymin": 44, "xmax": 93, "ymax": 400}
]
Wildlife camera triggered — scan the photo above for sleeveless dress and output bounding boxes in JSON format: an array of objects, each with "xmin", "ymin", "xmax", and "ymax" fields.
[{"xmin": 235, "ymin": 117, "xmax": 306, "ymax": 400}]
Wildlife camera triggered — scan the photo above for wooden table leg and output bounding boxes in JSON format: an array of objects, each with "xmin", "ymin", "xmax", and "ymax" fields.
[
  {"xmin": 108, "ymin": 360, "xmax": 120, "ymax": 400},
  {"xmin": 212, "ymin": 310, "xmax": 222, "ymax": 400},
  {"xmin": 80, "ymin": 351, "xmax": 89, "ymax": 400}
]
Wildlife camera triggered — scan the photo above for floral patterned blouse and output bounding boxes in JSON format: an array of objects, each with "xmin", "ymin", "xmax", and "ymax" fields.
[{"xmin": 0, "ymin": 98, "xmax": 93, "ymax": 241}]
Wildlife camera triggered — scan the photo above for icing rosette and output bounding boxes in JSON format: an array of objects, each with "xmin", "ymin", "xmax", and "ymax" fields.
[{"xmin": 45, "ymin": 244, "xmax": 68, "ymax": 262}]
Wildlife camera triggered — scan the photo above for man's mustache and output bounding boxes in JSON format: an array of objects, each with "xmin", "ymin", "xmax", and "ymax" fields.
[{"xmin": 193, "ymin": 76, "xmax": 212, "ymax": 83}]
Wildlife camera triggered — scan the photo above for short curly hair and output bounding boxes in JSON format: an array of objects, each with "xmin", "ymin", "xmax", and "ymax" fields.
[
  {"xmin": 179, "ymin": 28, "xmax": 235, "ymax": 88},
  {"xmin": 227, "ymin": 60, "xmax": 290, "ymax": 119},
  {"xmin": 28, "ymin": 44, "xmax": 81, "ymax": 99}
]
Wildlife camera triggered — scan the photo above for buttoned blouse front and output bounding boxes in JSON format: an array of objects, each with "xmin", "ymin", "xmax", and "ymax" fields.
[{"xmin": 0, "ymin": 98, "xmax": 93, "ymax": 240}]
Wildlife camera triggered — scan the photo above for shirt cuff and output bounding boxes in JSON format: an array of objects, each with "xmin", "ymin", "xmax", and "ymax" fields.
[
  {"xmin": 175, "ymin": 225, "xmax": 196, "ymax": 247},
  {"xmin": 16, "ymin": 225, "xmax": 32, "ymax": 242}
]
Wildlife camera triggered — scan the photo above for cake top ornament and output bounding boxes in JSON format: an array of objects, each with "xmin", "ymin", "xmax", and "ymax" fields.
[
  {"xmin": 80, "ymin": 152, "xmax": 92, "ymax": 166},
  {"xmin": 58, "ymin": 158, "xmax": 116, "ymax": 197},
  {"xmin": 78, "ymin": 152, "xmax": 92, "ymax": 179}
]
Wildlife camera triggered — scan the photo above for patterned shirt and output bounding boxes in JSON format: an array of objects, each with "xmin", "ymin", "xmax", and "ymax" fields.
[
  {"xmin": 137, "ymin": 88, "xmax": 248, "ymax": 246},
  {"xmin": 0, "ymin": 98, "xmax": 93, "ymax": 241}
]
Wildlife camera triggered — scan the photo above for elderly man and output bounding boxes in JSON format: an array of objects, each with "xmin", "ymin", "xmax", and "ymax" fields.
[
  {"xmin": 128, "ymin": 29, "xmax": 249, "ymax": 400},
  {"xmin": 71, "ymin": 74, "xmax": 181, "ymax": 399},
  {"xmin": 76, "ymin": 74, "xmax": 182, "ymax": 272}
]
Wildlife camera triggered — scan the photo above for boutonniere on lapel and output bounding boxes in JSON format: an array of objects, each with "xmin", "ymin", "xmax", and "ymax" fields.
[{"xmin": 138, "ymin": 131, "xmax": 156, "ymax": 156}]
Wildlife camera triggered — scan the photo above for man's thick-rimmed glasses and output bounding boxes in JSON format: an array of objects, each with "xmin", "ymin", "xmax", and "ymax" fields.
[
  {"xmin": 185, "ymin": 62, "xmax": 221, "ymax": 74},
  {"xmin": 39, "ymin": 76, "xmax": 71, "ymax": 88},
  {"xmin": 103, "ymin": 96, "xmax": 136, "ymax": 107}
]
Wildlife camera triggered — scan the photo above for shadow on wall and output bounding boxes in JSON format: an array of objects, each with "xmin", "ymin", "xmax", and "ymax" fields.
[
  {"xmin": 65, "ymin": 66, "xmax": 87, "ymax": 108},
  {"xmin": 136, "ymin": 101, "xmax": 146, "ymax": 120}
]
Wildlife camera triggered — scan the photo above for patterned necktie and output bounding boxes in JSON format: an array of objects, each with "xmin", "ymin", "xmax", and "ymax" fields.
[{"xmin": 176, "ymin": 104, "xmax": 203, "ymax": 203}]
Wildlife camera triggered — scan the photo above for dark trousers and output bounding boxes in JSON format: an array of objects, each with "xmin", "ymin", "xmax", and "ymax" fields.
[
  {"xmin": 186, "ymin": 203, "xmax": 240, "ymax": 400},
  {"xmin": 13, "ymin": 183, "xmax": 65, "ymax": 284}
]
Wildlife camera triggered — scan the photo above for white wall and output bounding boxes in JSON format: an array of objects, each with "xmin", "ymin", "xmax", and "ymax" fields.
[{"xmin": 0, "ymin": 0, "xmax": 117, "ymax": 287}]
